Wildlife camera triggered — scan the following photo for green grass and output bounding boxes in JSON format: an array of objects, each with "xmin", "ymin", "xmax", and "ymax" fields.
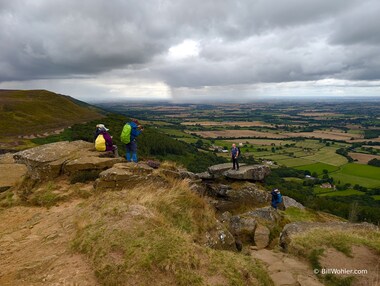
[
  {"xmin": 282, "ymin": 207, "xmax": 319, "ymax": 222},
  {"xmin": 339, "ymin": 163, "xmax": 380, "ymax": 180},
  {"xmin": 157, "ymin": 128, "xmax": 195, "ymax": 138},
  {"xmin": 0, "ymin": 89, "xmax": 103, "ymax": 138},
  {"xmin": 331, "ymin": 163, "xmax": 380, "ymax": 188},
  {"xmin": 277, "ymin": 157, "xmax": 315, "ymax": 167},
  {"xmin": 303, "ymin": 147, "xmax": 348, "ymax": 166},
  {"xmin": 318, "ymin": 190, "xmax": 365, "ymax": 197},
  {"xmin": 372, "ymin": 195, "xmax": 380, "ymax": 200},
  {"xmin": 295, "ymin": 162, "xmax": 340, "ymax": 175}
]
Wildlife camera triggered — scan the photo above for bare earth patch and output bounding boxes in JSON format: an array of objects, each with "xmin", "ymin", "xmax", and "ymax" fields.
[
  {"xmin": 319, "ymin": 246, "xmax": 380, "ymax": 286},
  {"xmin": 0, "ymin": 201, "xmax": 98, "ymax": 286},
  {"xmin": 348, "ymin": 152, "xmax": 380, "ymax": 164}
]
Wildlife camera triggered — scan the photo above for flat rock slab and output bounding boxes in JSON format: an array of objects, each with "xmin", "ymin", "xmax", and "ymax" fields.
[
  {"xmin": 208, "ymin": 163, "xmax": 246, "ymax": 175},
  {"xmin": 12, "ymin": 141, "xmax": 122, "ymax": 181},
  {"xmin": 223, "ymin": 165, "xmax": 271, "ymax": 180}
]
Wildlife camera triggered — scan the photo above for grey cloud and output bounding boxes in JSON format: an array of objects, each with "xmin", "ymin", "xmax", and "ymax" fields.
[{"xmin": 0, "ymin": 0, "xmax": 379, "ymax": 98}]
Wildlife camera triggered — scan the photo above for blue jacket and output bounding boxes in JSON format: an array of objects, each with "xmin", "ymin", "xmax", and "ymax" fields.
[
  {"xmin": 129, "ymin": 122, "xmax": 142, "ymax": 141},
  {"xmin": 271, "ymin": 191, "xmax": 282, "ymax": 204}
]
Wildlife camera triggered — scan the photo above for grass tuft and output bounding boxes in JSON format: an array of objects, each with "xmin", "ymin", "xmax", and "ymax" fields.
[{"xmin": 72, "ymin": 179, "xmax": 273, "ymax": 285}]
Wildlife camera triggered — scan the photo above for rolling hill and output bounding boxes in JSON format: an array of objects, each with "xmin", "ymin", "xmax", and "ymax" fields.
[{"xmin": 0, "ymin": 89, "xmax": 103, "ymax": 138}]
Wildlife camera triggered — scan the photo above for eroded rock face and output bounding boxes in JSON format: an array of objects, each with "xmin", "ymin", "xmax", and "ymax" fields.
[
  {"xmin": 223, "ymin": 165, "xmax": 271, "ymax": 181},
  {"xmin": 206, "ymin": 183, "xmax": 271, "ymax": 213},
  {"xmin": 13, "ymin": 141, "xmax": 122, "ymax": 181},
  {"xmin": 280, "ymin": 222, "xmax": 379, "ymax": 250},
  {"xmin": 204, "ymin": 221, "xmax": 236, "ymax": 251}
]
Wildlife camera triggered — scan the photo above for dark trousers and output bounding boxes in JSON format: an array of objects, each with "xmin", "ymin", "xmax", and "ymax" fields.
[
  {"xmin": 232, "ymin": 157, "xmax": 239, "ymax": 169},
  {"xmin": 126, "ymin": 140, "xmax": 138, "ymax": 162}
]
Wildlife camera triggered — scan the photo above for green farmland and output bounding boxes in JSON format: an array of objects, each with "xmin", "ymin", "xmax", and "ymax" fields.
[{"xmin": 295, "ymin": 162, "xmax": 340, "ymax": 175}]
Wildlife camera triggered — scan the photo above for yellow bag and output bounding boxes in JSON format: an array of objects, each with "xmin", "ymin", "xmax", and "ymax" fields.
[{"xmin": 95, "ymin": 134, "xmax": 106, "ymax": 151}]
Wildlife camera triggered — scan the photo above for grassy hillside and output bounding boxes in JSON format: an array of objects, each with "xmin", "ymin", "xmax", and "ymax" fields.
[{"xmin": 0, "ymin": 89, "xmax": 103, "ymax": 137}]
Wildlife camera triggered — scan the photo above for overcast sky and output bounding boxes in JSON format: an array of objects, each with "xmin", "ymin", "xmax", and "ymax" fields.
[{"xmin": 1, "ymin": 0, "xmax": 380, "ymax": 102}]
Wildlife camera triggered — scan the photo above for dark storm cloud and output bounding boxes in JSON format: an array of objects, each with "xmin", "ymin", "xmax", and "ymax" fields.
[{"xmin": 0, "ymin": 0, "xmax": 379, "ymax": 95}]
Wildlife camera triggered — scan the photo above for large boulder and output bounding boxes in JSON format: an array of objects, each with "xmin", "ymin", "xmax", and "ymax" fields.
[
  {"xmin": 280, "ymin": 222, "xmax": 379, "ymax": 250},
  {"xmin": 254, "ymin": 224, "xmax": 271, "ymax": 249},
  {"xmin": 281, "ymin": 196, "xmax": 305, "ymax": 210},
  {"xmin": 223, "ymin": 165, "xmax": 271, "ymax": 181},
  {"xmin": 229, "ymin": 215, "xmax": 257, "ymax": 244},
  {"xmin": 246, "ymin": 206, "xmax": 281, "ymax": 222},
  {"xmin": 13, "ymin": 141, "xmax": 121, "ymax": 181},
  {"xmin": 228, "ymin": 214, "xmax": 270, "ymax": 249}
]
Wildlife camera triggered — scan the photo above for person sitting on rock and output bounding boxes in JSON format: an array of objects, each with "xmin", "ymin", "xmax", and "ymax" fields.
[
  {"xmin": 94, "ymin": 124, "xmax": 119, "ymax": 158},
  {"xmin": 271, "ymin": 188, "xmax": 282, "ymax": 209},
  {"xmin": 231, "ymin": 143, "xmax": 240, "ymax": 170}
]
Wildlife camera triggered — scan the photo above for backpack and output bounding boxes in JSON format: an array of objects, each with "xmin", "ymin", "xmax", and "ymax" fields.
[
  {"xmin": 237, "ymin": 147, "xmax": 242, "ymax": 157},
  {"xmin": 120, "ymin": 123, "xmax": 132, "ymax": 144},
  {"xmin": 277, "ymin": 193, "xmax": 283, "ymax": 203},
  {"xmin": 95, "ymin": 134, "xmax": 106, "ymax": 151}
]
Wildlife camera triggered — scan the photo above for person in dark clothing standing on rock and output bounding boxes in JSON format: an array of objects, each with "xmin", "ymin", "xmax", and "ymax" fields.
[
  {"xmin": 231, "ymin": 143, "xmax": 240, "ymax": 170},
  {"xmin": 271, "ymin": 188, "xmax": 282, "ymax": 209},
  {"xmin": 125, "ymin": 119, "xmax": 143, "ymax": 162}
]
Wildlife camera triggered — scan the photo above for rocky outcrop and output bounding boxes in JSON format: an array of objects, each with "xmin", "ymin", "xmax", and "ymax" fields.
[
  {"xmin": 95, "ymin": 162, "xmax": 154, "ymax": 191},
  {"xmin": 223, "ymin": 165, "xmax": 271, "ymax": 181},
  {"xmin": 197, "ymin": 163, "xmax": 270, "ymax": 182},
  {"xmin": 206, "ymin": 183, "xmax": 271, "ymax": 212},
  {"xmin": 282, "ymin": 196, "xmax": 305, "ymax": 210},
  {"xmin": 208, "ymin": 163, "xmax": 246, "ymax": 177},
  {"xmin": 204, "ymin": 221, "xmax": 236, "ymax": 251},
  {"xmin": 228, "ymin": 212, "xmax": 272, "ymax": 249},
  {"xmin": 246, "ymin": 206, "xmax": 281, "ymax": 223},
  {"xmin": 13, "ymin": 141, "xmax": 122, "ymax": 180},
  {"xmin": 280, "ymin": 222, "xmax": 379, "ymax": 250}
]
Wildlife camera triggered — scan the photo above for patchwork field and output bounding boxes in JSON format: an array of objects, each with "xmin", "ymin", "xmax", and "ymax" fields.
[
  {"xmin": 286, "ymin": 130, "xmax": 363, "ymax": 141},
  {"xmin": 192, "ymin": 130, "xmax": 287, "ymax": 139},
  {"xmin": 348, "ymin": 152, "xmax": 380, "ymax": 164},
  {"xmin": 302, "ymin": 147, "xmax": 348, "ymax": 166},
  {"xmin": 182, "ymin": 121, "xmax": 272, "ymax": 127}
]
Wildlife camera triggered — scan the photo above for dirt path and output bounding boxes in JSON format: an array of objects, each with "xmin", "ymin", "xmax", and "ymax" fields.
[
  {"xmin": 251, "ymin": 249, "xmax": 324, "ymax": 286},
  {"xmin": 0, "ymin": 201, "xmax": 98, "ymax": 286}
]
